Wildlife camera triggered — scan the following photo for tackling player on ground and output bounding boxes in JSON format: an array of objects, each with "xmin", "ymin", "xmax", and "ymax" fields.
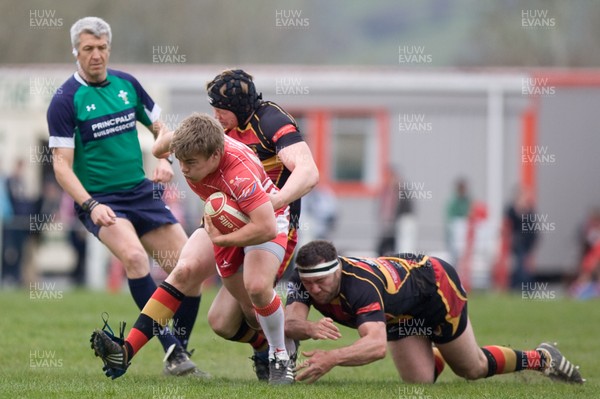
[{"xmin": 286, "ymin": 240, "xmax": 585, "ymax": 384}]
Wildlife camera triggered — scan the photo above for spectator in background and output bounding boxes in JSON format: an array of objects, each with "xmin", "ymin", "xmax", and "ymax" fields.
[
  {"xmin": 504, "ymin": 187, "xmax": 538, "ymax": 290},
  {"xmin": 569, "ymin": 207, "xmax": 600, "ymax": 299},
  {"xmin": 445, "ymin": 178, "xmax": 471, "ymax": 265},
  {"xmin": 21, "ymin": 180, "xmax": 62, "ymax": 285},
  {"xmin": 376, "ymin": 166, "xmax": 412, "ymax": 256},
  {"xmin": 59, "ymin": 191, "xmax": 87, "ymax": 286},
  {"xmin": 578, "ymin": 207, "xmax": 600, "ymax": 263},
  {"xmin": 302, "ymin": 183, "xmax": 338, "ymax": 241},
  {"xmin": 2, "ymin": 159, "xmax": 32, "ymax": 287},
  {"xmin": 0, "ymin": 167, "xmax": 12, "ymax": 221},
  {"xmin": 0, "ymin": 165, "xmax": 14, "ymax": 285}
]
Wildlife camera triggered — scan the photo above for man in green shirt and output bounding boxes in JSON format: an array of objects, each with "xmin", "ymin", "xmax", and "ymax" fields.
[{"xmin": 47, "ymin": 16, "xmax": 207, "ymax": 378}]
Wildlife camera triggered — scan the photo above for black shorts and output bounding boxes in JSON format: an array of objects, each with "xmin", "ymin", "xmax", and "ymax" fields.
[
  {"xmin": 387, "ymin": 257, "xmax": 469, "ymax": 344},
  {"xmin": 75, "ymin": 178, "xmax": 179, "ymax": 238}
]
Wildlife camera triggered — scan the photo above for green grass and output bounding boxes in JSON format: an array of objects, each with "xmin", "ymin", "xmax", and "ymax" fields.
[{"xmin": 0, "ymin": 286, "xmax": 597, "ymax": 399}]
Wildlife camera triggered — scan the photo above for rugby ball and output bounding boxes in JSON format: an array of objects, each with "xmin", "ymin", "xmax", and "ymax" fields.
[{"xmin": 204, "ymin": 192, "xmax": 250, "ymax": 234}]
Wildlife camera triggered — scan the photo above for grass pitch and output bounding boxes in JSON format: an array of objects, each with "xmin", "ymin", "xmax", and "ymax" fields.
[{"xmin": 0, "ymin": 285, "xmax": 597, "ymax": 399}]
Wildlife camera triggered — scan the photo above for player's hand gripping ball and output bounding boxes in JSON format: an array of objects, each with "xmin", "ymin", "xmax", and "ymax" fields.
[{"xmin": 204, "ymin": 192, "xmax": 250, "ymax": 234}]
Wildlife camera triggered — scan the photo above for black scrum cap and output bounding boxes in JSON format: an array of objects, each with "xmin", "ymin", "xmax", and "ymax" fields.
[{"xmin": 207, "ymin": 69, "xmax": 262, "ymax": 126}]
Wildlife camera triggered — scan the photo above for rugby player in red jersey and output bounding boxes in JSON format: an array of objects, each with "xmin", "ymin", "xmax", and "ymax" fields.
[
  {"xmin": 91, "ymin": 113, "xmax": 295, "ymax": 385},
  {"xmin": 205, "ymin": 69, "xmax": 319, "ymax": 379}
]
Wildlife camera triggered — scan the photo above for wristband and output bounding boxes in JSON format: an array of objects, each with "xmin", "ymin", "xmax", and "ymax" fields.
[
  {"xmin": 81, "ymin": 198, "xmax": 100, "ymax": 213},
  {"xmin": 88, "ymin": 200, "xmax": 100, "ymax": 212},
  {"xmin": 166, "ymin": 155, "xmax": 174, "ymax": 164}
]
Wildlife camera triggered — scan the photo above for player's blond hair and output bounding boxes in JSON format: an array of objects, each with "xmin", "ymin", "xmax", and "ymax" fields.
[{"xmin": 170, "ymin": 113, "xmax": 224, "ymax": 160}]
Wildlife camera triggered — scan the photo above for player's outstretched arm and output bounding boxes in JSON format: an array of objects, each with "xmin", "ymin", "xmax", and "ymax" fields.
[
  {"xmin": 295, "ymin": 321, "xmax": 387, "ymax": 383},
  {"xmin": 285, "ymin": 302, "xmax": 341, "ymax": 341}
]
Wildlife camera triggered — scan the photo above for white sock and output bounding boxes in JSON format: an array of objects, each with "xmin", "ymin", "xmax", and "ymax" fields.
[
  {"xmin": 255, "ymin": 291, "xmax": 288, "ymax": 361},
  {"xmin": 285, "ymin": 336, "xmax": 297, "ymax": 356}
]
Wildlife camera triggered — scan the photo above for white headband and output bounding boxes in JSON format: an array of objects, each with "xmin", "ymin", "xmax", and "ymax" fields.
[{"xmin": 297, "ymin": 259, "xmax": 340, "ymax": 278}]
